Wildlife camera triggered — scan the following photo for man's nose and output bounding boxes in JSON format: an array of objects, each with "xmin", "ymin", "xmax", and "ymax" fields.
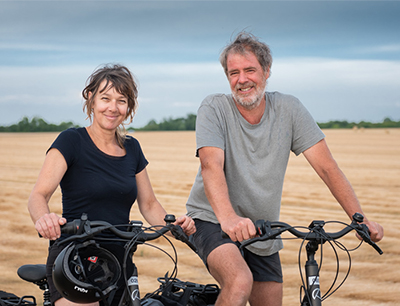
[{"xmin": 238, "ymin": 72, "xmax": 249, "ymax": 84}]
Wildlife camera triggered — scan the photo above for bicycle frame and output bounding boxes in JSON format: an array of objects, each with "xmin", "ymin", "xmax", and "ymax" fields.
[{"xmin": 301, "ymin": 239, "xmax": 322, "ymax": 306}]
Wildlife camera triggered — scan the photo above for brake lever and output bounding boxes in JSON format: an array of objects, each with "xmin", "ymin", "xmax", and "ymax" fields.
[
  {"xmin": 169, "ymin": 225, "xmax": 197, "ymax": 253},
  {"xmin": 357, "ymin": 224, "xmax": 383, "ymax": 255}
]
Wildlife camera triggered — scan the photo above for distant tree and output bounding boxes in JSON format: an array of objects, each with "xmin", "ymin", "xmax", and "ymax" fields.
[
  {"xmin": 316, "ymin": 119, "xmax": 400, "ymax": 129},
  {"xmin": 184, "ymin": 113, "xmax": 196, "ymax": 130},
  {"xmin": 134, "ymin": 115, "xmax": 400, "ymax": 131},
  {"xmin": 136, "ymin": 113, "xmax": 196, "ymax": 131},
  {"xmin": 0, "ymin": 116, "xmax": 79, "ymax": 132},
  {"xmin": 1, "ymin": 115, "xmax": 399, "ymax": 132}
]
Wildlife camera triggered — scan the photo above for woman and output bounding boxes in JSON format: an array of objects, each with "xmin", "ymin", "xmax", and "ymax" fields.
[{"xmin": 28, "ymin": 64, "xmax": 195, "ymax": 306}]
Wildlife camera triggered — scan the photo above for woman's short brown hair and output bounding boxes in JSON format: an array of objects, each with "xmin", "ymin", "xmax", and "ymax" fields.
[{"xmin": 82, "ymin": 64, "xmax": 138, "ymax": 147}]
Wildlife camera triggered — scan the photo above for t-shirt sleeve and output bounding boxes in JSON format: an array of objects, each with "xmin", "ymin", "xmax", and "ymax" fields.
[
  {"xmin": 195, "ymin": 96, "xmax": 226, "ymax": 156},
  {"xmin": 127, "ymin": 136, "xmax": 149, "ymax": 174},
  {"xmin": 48, "ymin": 128, "xmax": 80, "ymax": 167},
  {"xmin": 290, "ymin": 98, "xmax": 325, "ymax": 156}
]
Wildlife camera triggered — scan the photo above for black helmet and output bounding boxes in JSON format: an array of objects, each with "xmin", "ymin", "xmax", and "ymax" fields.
[{"xmin": 52, "ymin": 241, "xmax": 121, "ymax": 303}]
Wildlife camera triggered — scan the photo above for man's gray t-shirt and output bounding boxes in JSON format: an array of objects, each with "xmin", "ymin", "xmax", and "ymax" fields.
[{"xmin": 186, "ymin": 91, "xmax": 325, "ymax": 256}]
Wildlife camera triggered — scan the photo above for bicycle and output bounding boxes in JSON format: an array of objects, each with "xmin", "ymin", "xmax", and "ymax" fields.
[
  {"xmin": 236, "ymin": 212, "xmax": 383, "ymax": 306},
  {"xmin": 15, "ymin": 213, "xmax": 382, "ymax": 306},
  {"xmin": 16, "ymin": 213, "xmax": 219, "ymax": 306}
]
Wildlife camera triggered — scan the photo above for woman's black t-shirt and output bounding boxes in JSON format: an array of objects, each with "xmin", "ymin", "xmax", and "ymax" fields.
[{"xmin": 49, "ymin": 127, "xmax": 148, "ymax": 226}]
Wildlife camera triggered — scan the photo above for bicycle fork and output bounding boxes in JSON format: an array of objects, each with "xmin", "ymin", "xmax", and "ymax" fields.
[{"xmin": 301, "ymin": 241, "xmax": 322, "ymax": 306}]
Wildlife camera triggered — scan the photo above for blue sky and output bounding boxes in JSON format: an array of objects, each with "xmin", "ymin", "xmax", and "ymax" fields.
[{"xmin": 1, "ymin": 0, "xmax": 399, "ymax": 128}]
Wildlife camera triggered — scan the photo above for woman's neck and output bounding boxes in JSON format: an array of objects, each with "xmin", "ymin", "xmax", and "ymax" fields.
[{"xmin": 86, "ymin": 125, "xmax": 125, "ymax": 156}]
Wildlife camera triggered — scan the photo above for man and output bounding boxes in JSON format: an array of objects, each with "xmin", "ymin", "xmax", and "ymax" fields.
[{"xmin": 186, "ymin": 31, "xmax": 384, "ymax": 306}]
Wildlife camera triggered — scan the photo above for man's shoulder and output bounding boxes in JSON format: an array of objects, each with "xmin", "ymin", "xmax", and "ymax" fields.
[
  {"xmin": 201, "ymin": 93, "xmax": 230, "ymax": 105},
  {"xmin": 267, "ymin": 91, "xmax": 299, "ymax": 103},
  {"xmin": 267, "ymin": 91, "xmax": 303, "ymax": 112}
]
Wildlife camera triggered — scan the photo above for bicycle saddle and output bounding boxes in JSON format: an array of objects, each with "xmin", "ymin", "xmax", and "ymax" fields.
[{"xmin": 17, "ymin": 264, "xmax": 47, "ymax": 283}]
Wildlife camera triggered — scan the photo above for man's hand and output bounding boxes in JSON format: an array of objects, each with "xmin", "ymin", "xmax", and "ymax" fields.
[
  {"xmin": 221, "ymin": 215, "xmax": 256, "ymax": 242},
  {"xmin": 362, "ymin": 220, "xmax": 384, "ymax": 243}
]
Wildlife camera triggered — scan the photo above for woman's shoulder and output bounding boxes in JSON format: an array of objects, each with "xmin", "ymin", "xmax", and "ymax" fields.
[
  {"xmin": 124, "ymin": 134, "xmax": 141, "ymax": 149},
  {"xmin": 52, "ymin": 127, "xmax": 87, "ymax": 148},
  {"xmin": 125, "ymin": 134, "xmax": 138, "ymax": 143},
  {"xmin": 58, "ymin": 127, "xmax": 86, "ymax": 138}
]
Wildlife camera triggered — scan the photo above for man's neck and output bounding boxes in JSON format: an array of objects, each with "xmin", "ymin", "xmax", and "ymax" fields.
[{"xmin": 235, "ymin": 96, "xmax": 266, "ymax": 125}]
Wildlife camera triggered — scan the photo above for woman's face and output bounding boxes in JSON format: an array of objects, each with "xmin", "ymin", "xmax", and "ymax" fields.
[{"xmin": 90, "ymin": 80, "xmax": 128, "ymax": 131}]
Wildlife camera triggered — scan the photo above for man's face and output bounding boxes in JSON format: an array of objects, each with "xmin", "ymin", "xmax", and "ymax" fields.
[{"xmin": 226, "ymin": 51, "xmax": 269, "ymax": 109}]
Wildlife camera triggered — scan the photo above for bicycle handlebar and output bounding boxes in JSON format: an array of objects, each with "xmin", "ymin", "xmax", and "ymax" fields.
[
  {"xmin": 58, "ymin": 213, "xmax": 197, "ymax": 252},
  {"xmin": 229, "ymin": 213, "xmax": 383, "ymax": 255}
]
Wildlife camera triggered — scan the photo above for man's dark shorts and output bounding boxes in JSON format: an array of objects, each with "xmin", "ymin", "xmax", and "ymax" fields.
[{"xmin": 190, "ymin": 219, "xmax": 283, "ymax": 283}]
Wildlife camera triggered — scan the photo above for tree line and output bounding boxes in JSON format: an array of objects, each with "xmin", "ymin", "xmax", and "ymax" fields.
[
  {"xmin": 133, "ymin": 114, "xmax": 197, "ymax": 131},
  {"xmin": 0, "ymin": 116, "xmax": 79, "ymax": 132},
  {"xmin": 317, "ymin": 117, "xmax": 400, "ymax": 129},
  {"xmin": 0, "ymin": 115, "xmax": 399, "ymax": 132}
]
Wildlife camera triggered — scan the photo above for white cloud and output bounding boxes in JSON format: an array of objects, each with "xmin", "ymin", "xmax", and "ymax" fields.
[
  {"xmin": 268, "ymin": 57, "xmax": 400, "ymax": 121},
  {"xmin": 354, "ymin": 44, "xmax": 400, "ymax": 54},
  {"xmin": 1, "ymin": 58, "xmax": 399, "ymax": 128},
  {"xmin": 0, "ymin": 43, "xmax": 66, "ymax": 51}
]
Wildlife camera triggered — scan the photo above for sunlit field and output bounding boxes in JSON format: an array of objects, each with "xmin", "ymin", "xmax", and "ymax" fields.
[{"xmin": 0, "ymin": 129, "xmax": 399, "ymax": 305}]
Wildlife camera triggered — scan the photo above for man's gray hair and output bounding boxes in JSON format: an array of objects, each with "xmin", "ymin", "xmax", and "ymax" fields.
[{"xmin": 220, "ymin": 31, "xmax": 273, "ymax": 76}]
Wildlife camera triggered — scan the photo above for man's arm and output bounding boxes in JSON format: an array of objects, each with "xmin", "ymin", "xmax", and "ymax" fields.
[
  {"xmin": 303, "ymin": 139, "xmax": 384, "ymax": 242},
  {"xmin": 198, "ymin": 146, "xmax": 256, "ymax": 242}
]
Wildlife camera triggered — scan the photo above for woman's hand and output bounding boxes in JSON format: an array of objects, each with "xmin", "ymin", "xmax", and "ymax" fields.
[
  {"xmin": 35, "ymin": 212, "xmax": 66, "ymax": 240},
  {"xmin": 174, "ymin": 215, "xmax": 196, "ymax": 236}
]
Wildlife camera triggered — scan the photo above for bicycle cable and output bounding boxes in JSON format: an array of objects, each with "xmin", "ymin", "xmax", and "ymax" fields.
[
  {"xmin": 293, "ymin": 221, "xmax": 357, "ymax": 303},
  {"xmin": 122, "ymin": 224, "xmax": 180, "ymax": 300}
]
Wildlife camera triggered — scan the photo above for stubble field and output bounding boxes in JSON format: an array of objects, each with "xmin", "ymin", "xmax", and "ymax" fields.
[{"xmin": 0, "ymin": 129, "xmax": 399, "ymax": 305}]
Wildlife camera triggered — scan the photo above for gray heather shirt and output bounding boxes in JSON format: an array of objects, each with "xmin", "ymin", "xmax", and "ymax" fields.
[{"xmin": 186, "ymin": 92, "xmax": 325, "ymax": 256}]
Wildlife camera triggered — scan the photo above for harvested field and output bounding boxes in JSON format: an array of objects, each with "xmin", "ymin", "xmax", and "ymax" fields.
[{"xmin": 0, "ymin": 129, "xmax": 399, "ymax": 305}]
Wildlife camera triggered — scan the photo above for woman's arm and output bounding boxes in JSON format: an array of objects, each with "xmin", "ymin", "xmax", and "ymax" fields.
[
  {"xmin": 28, "ymin": 148, "xmax": 67, "ymax": 240},
  {"xmin": 135, "ymin": 168, "xmax": 195, "ymax": 235}
]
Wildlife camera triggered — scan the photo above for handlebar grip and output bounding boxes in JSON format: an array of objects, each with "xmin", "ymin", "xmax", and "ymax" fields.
[
  {"xmin": 357, "ymin": 224, "xmax": 383, "ymax": 255},
  {"xmin": 60, "ymin": 219, "xmax": 81, "ymax": 235},
  {"xmin": 170, "ymin": 225, "xmax": 197, "ymax": 253},
  {"xmin": 370, "ymin": 242, "xmax": 383, "ymax": 255},
  {"xmin": 37, "ymin": 219, "xmax": 80, "ymax": 238}
]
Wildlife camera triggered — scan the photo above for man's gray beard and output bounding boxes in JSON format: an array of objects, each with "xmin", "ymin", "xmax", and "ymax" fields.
[{"xmin": 232, "ymin": 81, "xmax": 267, "ymax": 110}]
